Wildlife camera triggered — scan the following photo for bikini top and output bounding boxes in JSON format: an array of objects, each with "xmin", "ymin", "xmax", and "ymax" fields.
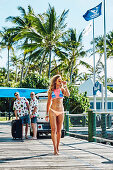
[{"xmin": 51, "ymin": 88, "xmax": 63, "ymax": 99}]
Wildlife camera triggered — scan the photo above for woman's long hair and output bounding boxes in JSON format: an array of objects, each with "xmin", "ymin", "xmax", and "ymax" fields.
[{"xmin": 48, "ymin": 74, "xmax": 61, "ymax": 93}]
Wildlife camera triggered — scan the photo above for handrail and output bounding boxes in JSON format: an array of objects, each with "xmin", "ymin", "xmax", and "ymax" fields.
[
  {"xmin": 66, "ymin": 131, "xmax": 88, "ymax": 138},
  {"xmin": 65, "ymin": 113, "xmax": 88, "ymax": 116},
  {"xmin": 93, "ymin": 136, "xmax": 113, "ymax": 143},
  {"xmin": 93, "ymin": 111, "xmax": 113, "ymax": 114}
]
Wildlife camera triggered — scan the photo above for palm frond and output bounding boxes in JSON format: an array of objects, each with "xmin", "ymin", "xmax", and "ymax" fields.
[
  {"xmin": 78, "ymin": 31, "xmax": 83, "ymax": 42},
  {"xmin": 46, "ymin": 5, "xmax": 56, "ymax": 33},
  {"xmin": 18, "ymin": 6, "xmax": 26, "ymax": 17},
  {"xmin": 28, "ymin": 48, "xmax": 45, "ymax": 61},
  {"xmin": 28, "ymin": 5, "xmax": 34, "ymax": 14},
  {"xmin": 6, "ymin": 16, "xmax": 26, "ymax": 27},
  {"xmin": 31, "ymin": 15, "xmax": 47, "ymax": 35},
  {"xmin": 79, "ymin": 60, "xmax": 91, "ymax": 69},
  {"xmin": 58, "ymin": 9, "xmax": 69, "ymax": 29}
]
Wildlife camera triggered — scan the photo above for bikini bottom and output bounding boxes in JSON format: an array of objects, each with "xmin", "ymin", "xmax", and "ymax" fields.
[{"xmin": 49, "ymin": 108, "xmax": 64, "ymax": 116}]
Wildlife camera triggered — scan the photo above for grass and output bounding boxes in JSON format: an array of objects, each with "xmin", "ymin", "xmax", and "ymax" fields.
[{"xmin": 0, "ymin": 117, "xmax": 14, "ymax": 121}]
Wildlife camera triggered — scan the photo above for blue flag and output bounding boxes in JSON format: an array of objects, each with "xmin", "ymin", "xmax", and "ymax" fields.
[{"xmin": 83, "ymin": 2, "xmax": 102, "ymax": 21}]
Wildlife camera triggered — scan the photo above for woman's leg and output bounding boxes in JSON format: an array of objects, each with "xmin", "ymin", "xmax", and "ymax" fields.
[
  {"xmin": 49, "ymin": 110, "xmax": 57, "ymax": 155},
  {"xmin": 56, "ymin": 113, "xmax": 64, "ymax": 153}
]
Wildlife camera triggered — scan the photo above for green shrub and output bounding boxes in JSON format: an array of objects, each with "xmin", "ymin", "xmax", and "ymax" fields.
[
  {"xmin": 64, "ymin": 84, "xmax": 90, "ymax": 125},
  {"xmin": 19, "ymin": 74, "xmax": 49, "ymax": 89}
]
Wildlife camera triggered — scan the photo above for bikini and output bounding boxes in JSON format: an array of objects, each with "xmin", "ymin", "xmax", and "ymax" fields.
[{"xmin": 49, "ymin": 88, "xmax": 64, "ymax": 116}]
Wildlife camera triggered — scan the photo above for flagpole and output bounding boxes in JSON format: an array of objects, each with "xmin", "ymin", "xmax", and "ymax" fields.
[
  {"xmin": 103, "ymin": 0, "xmax": 107, "ymax": 111},
  {"xmin": 93, "ymin": 19, "xmax": 96, "ymax": 111},
  {"xmin": 83, "ymin": 2, "xmax": 102, "ymax": 111}
]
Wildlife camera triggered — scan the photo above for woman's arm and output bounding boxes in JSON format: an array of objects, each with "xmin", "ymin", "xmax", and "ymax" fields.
[
  {"xmin": 46, "ymin": 91, "xmax": 52, "ymax": 115},
  {"xmin": 62, "ymin": 81, "xmax": 70, "ymax": 97},
  {"xmin": 62, "ymin": 86, "xmax": 70, "ymax": 97}
]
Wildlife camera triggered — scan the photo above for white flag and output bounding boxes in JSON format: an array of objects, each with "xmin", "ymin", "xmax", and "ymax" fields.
[{"xmin": 82, "ymin": 21, "xmax": 93, "ymax": 36}]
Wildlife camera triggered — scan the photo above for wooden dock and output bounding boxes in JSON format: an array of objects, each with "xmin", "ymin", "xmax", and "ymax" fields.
[{"xmin": 0, "ymin": 121, "xmax": 113, "ymax": 169}]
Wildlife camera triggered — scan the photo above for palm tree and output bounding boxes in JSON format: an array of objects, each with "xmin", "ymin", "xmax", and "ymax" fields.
[
  {"xmin": 90, "ymin": 32, "xmax": 113, "ymax": 83},
  {"xmin": 12, "ymin": 4, "xmax": 69, "ymax": 78},
  {"xmin": 0, "ymin": 67, "xmax": 7, "ymax": 85},
  {"xmin": 106, "ymin": 31, "xmax": 113, "ymax": 58},
  {"xmin": 10, "ymin": 54, "xmax": 19, "ymax": 82},
  {"xmin": 6, "ymin": 5, "xmax": 34, "ymax": 33},
  {"xmin": 6, "ymin": 5, "xmax": 34, "ymax": 84},
  {"xmin": 60, "ymin": 28, "xmax": 89, "ymax": 83},
  {"xmin": 0, "ymin": 28, "xmax": 15, "ymax": 82},
  {"xmin": 86, "ymin": 55, "xmax": 104, "ymax": 82},
  {"xmin": 94, "ymin": 31, "xmax": 113, "ymax": 58}
]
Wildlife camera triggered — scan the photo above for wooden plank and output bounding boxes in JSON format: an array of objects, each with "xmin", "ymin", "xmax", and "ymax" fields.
[{"xmin": 0, "ymin": 121, "xmax": 113, "ymax": 169}]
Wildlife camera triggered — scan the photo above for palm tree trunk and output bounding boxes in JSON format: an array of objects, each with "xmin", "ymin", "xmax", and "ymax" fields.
[
  {"xmin": 24, "ymin": 44, "xmax": 31, "ymax": 79},
  {"xmin": 70, "ymin": 61, "xmax": 74, "ymax": 83},
  {"xmin": 20, "ymin": 55, "xmax": 25, "ymax": 86},
  {"xmin": 39, "ymin": 55, "xmax": 46, "ymax": 75},
  {"xmin": 20, "ymin": 65, "xmax": 24, "ymax": 85},
  {"xmin": 7, "ymin": 47, "xmax": 10, "ymax": 82},
  {"xmin": 24, "ymin": 61, "xmax": 29, "ymax": 79},
  {"xmin": 48, "ymin": 49, "xmax": 51, "ymax": 79},
  {"xmin": 16, "ymin": 63, "xmax": 17, "ymax": 82}
]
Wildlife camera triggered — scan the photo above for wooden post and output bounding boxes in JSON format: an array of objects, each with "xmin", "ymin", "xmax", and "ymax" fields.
[
  {"xmin": 101, "ymin": 114, "xmax": 107, "ymax": 138},
  {"xmin": 88, "ymin": 110, "xmax": 96, "ymax": 142},
  {"xmin": 8, "ymin": 98, "xmax": 11, "ymax": 120},
  {"xmin": 107, "ymin": 114, "xmax": 111, "ymax": 129},
  {"xmin": 65, "ymin": 98, "xmax": 69, "ymax": 136},
  {"xmin": 65, "ymin": 113, "xmax": 69, "ymax": 135},
  {"xmin": 82, "ymin": 116, "xmax": 86, "ymax": 127}
]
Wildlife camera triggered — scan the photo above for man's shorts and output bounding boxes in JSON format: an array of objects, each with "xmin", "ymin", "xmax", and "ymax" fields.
[
  {"xmin": 20, "ymin": 115, "xmax": 30, "ymax": 125},
  {"xmin": 31, "ymin": 117, "xmax": 37, "ymax": 123}
]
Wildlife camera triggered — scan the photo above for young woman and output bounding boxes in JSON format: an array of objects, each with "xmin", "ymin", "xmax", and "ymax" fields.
[{"xmin": 46, "ymin": 75, "xmax": 70, "ymax": 155}]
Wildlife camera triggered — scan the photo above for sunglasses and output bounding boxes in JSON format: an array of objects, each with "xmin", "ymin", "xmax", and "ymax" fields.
[
  {"xmin": 30, "ymin": 94, "xmax": 34, "ymax": 96},
  {"xmin": 15, "ymin": 94, "xmax": 18, "ymax": 96},
  {"xmin": 58, "ymin": 80, "xmax": 62, "ymax": 83}
]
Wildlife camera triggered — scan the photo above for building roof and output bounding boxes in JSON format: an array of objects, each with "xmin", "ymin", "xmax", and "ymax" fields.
[
  {"xmin": 0, "ymin": 87, "xmax": 47, "ymax": 98},
  {"xmin": 79, "ymin": 79, "xmax": 113, "ymax": 98}
]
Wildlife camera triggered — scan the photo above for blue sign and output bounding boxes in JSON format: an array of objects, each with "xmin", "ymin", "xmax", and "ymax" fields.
[{"xmin": 93, "ymin": 81, "xmax": 102, "ymax": 95}]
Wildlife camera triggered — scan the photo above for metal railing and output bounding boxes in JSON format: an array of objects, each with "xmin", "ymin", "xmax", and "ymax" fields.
[{"xmin": 65, "ymin": 110, "xmax": 113, "ymax": 144}]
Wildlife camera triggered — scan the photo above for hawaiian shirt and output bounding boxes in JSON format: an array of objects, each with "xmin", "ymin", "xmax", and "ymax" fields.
[
  {"xmin": 13, "ymin": 97, "xmax": 29, "ymax": 117},
  {"xmin": 30, "ymin": 97, "xmax": 39, "ymax": 117}
]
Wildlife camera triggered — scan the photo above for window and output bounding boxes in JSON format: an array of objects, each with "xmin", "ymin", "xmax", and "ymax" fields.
[
  {"xmin": 112, "ymin": 102, "xmax": 113, "ymax": 109},
  {"xmin": 96, "ymin": 102, "xmax": 101, "ymax": 109},
  {"xmin": 108, "ymin": 102, "xmax": 111, "ymax": 110},
  {"xmin": 90, "ymin": 102, "xmax": 94, "ymax": 109}
]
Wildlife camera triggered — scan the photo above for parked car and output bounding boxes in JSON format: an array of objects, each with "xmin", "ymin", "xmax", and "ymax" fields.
[{"xmin": 30, "ymin": 92, "xmax": 65, "ymax": 138}]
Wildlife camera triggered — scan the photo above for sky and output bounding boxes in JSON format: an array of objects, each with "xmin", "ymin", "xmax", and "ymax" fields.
[{"xmin": 0, "ymin": 0, "xmax": 113, "ymax": 79}]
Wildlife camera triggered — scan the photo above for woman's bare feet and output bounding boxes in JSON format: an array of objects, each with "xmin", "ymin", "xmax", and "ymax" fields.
[
  {"xmin": 54, "ymin": 148, "xmax": 59, "ymax": 155},
  {"xmin": 54, "ymin": 151, "xmax": 59, "ymax": 155}
]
